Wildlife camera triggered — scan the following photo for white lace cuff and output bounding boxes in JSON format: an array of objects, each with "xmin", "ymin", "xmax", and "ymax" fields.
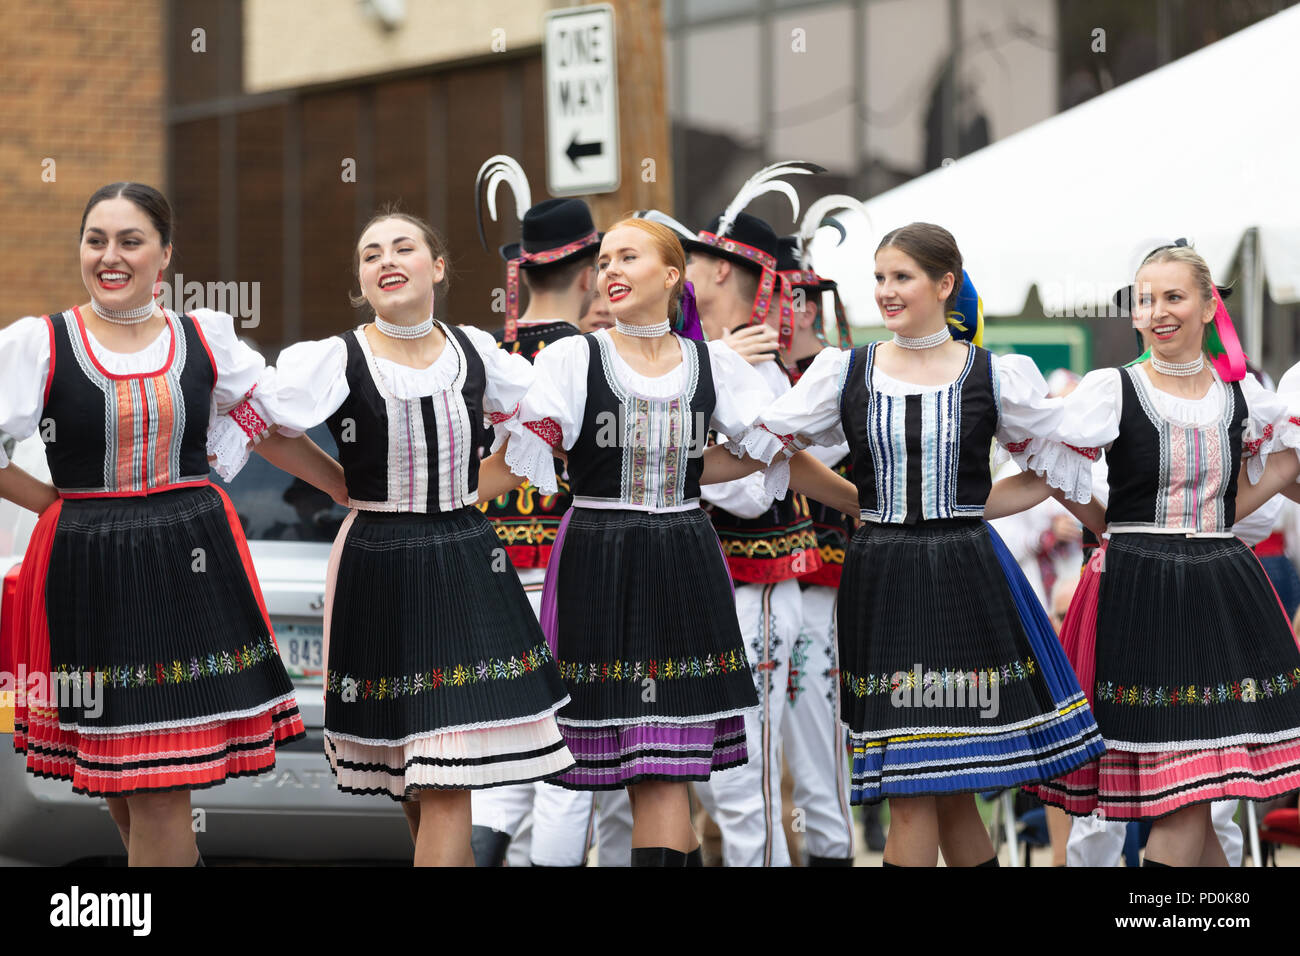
[
  {"xmin": 733, "ymin": 426, "xmax": 798, "ymax": 465},
  {"xmin": 1012, "ymin": 438, "xmax": 1098, "ymax": 504},
  {"xmin": 207, "ymin": 414, "xmax": 254, "ymax": 483},
  {"xmin": 505, "ymin": 427, "xmax": 560, "ymax": 495},
  {"xmin": 763, "ymin": 456, "xmax": 791, "ymax": 501}
]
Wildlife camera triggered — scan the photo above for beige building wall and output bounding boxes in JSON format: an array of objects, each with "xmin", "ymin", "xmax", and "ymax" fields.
[{"xmin": 244, "ymin": 0, "xmax": 559, "ymax": 92}]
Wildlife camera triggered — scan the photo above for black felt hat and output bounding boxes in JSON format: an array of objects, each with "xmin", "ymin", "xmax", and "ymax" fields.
[
  {"xmin": 500, "ymin": 198, "xmax": 601, "ymax": 266},
  {"xmin": 681, "ymin": 212, "xmax": 780, "ymax": 274}
]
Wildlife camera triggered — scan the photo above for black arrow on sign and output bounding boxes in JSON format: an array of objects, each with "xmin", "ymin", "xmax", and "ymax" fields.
[{"xmin": 566, "ymin": 133, "xmax": 603, "ymax": 168}]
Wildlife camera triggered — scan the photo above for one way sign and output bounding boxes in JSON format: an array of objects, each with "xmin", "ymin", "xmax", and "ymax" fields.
[{"xmin": 544, "ymin": 3, "xmax": 620, "ymax": 196}]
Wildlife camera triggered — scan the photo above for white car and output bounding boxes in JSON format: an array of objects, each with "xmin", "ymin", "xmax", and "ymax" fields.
[{"xmin": 0, "ymin": 428, "xmax": 410, "ymax": 865}]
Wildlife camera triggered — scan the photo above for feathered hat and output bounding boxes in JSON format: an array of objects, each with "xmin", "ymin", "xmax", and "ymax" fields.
[
  {"xmin": 779, "ymin": 193, "xmax": 870, "ymax": 351},
  {"xmin": 475, "ymin": 154, "xmax": 600, "ymax": 344},
  {"xmin": 681, "ymin": 160, "xmax": 826, "ymax": 349}
]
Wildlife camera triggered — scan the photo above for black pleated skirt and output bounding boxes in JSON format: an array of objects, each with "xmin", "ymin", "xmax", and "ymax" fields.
[
  {"xmin": 323, "ymin": 506, "xmax": 573, "ymax": 797},
  {"xmin": 837, "ymin": 518, "xmax": 1104, "ymax": 803},
  {"xmin": 1093, "ymin": 533, "xmax": 1300, "ymax": 748},
  {"xmin": 13, "ymin": 485, "xmax": 305, "ymax": 797},
  {"xmin": 548, "ymin": 507, "xmax": 758, "ymax": 726}
]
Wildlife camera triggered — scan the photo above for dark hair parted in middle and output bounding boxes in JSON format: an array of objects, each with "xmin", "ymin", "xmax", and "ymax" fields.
[
  {"xmin": 80, "ymin": 182, "xmax": 175, "ymax": 247},
  {"xmin": 875, "ymin": 222, "xmax": 963, "ymax": 314},
  {"xmin": 350, "ymin": 204, "xmax": 452, "ymax": 309}
]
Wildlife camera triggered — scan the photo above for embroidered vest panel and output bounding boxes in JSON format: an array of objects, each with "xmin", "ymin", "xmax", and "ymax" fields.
[
  {"xmin": 326, "ymin": 323, "xmax": 486, "ymax": 513},
  {"xmin": 478, "ymin": 321, "xmax": 579, "ymax": 567},
  {"xmin": 566, "ymin": 333, "xmax": 715, "ymax": 509},
  {"xmin": 42, "ymin": 310, "xmax": 214, "ymax": 496},
  {"xmin": 1105, "ymin": 367, "xmax": 1244, "ymax": 532},
  {"xmin": 840, "ymin": 341, "xmax": 998, "ymax": 524}
]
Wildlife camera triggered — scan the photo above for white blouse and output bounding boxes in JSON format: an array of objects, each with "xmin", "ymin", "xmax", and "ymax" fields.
[
  {"xmin": 0, "ymin": 308, "xmax": 265, "ymax": 470},
  {"xmin": 699, "ymin": 358, "xmax": 789, "ymax": 519},
  {"xmin": 504, "ymin": 330, "xmax": 772, "ymax": 500},
  {"xmin": 740, "ymin": 345, "xmax": 1070, "ymax": 500},
  {"xmin": 1040, "ymin": 365, "xmax": 1300, "ymax": 501},
  {"xmin": 207, "ymin": 323, "xmax": 534, "ymax": 481}
]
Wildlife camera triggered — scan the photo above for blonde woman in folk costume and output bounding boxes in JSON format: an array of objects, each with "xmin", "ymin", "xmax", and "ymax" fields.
[
  {"xmin": 1016, "ymin": 242, "xmax": 1300, "ymax": 866},
  {"xmin": 501, "ymin": 217, "xmax": 856, "ymax": 865}
]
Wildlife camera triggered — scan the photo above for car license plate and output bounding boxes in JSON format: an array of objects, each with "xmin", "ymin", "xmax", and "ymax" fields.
[{"xmin": 276, "ymin": 619, "xmax": 325, "ymax": 685}]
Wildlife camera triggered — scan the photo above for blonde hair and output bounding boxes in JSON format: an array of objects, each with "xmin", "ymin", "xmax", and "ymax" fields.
[
  {"xmin": 1137, "ymin": 244, "xmax": 1218, "ymax": 348},
  {"xmin": 605, "ymin": 217, "xmax": 686, "ymax": 316},
  {"xmin": 1138, "ymin": 244, "xmax": 1215, "ymax": 308}
]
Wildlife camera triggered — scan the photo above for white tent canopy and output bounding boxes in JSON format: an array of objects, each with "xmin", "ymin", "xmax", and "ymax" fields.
[{"xmin": 812, "ymin": 5, "xmax": 1300, "ymax": 325}]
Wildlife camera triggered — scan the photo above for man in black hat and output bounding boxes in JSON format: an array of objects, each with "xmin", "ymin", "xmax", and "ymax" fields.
[
  {"xmin": 495, "ymin": 197, "xmax": 600, "ymax": 353},
  {"xmin": 472, "ymin": 195, "xmax": 634, "ymax": 868},
  {"xmin": 683, "ymin": 210, "xmax": 821, "ymax": 867}
]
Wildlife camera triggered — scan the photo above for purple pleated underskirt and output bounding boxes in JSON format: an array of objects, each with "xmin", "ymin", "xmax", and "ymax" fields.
[{"xmin": 547, "ymin": 716, "xmax": 748, "ymax": 790}]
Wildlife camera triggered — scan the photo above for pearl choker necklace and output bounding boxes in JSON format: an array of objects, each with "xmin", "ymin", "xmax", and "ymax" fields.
[
  {"xmin": 91, "ymin": 297, "xmax": 157, "ymax": 324},
  {"xmin": 892, "ymin": 328, "xmax": 950, "ymax": 350},
  {"xmin": 1151, "ymin": 354, "xmax": 1205, "ymax": 377},
  {"xmin": 374, "ymin": 314, "xmax": 434, "ymax": 339},
  {"xmin": 615, "ymin": 318, "xmax": 670, "ymax": 338}
]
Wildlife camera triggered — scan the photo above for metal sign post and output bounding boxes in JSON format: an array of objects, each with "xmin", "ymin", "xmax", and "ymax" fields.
[{"xmin": 544, "ymin": 3, "xmax": 620, "ymax": 196}]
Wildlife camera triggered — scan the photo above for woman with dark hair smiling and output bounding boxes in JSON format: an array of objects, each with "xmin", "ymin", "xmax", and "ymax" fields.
[
  {"xmin": 0, "ymin": 182, "xmax": 338, "ymax": 866},
  {"xmin": 213, "ymin": 207, "xmax": 574, "ymax": 866}
]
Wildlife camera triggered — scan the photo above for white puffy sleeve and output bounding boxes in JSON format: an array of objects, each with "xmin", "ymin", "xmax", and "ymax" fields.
[
  {"xmin": 735, "ymin": 346, "xmax": 849, "ymax": 464},
  {"xmin": 1239, "ymin": 372, "xmax": 1300, "ymax": 485},
  {"xmin": 1013, "ymin": 367, "xmax": 1121, "ymax": 504},
  {"xmin": 700, "ymin": 346, "xmax": 783, "ymax": 518},
  {"xmin": 207, "ymin": 337, "xmax": 350, "ymax": 482},
  {"xmin": 0, "ymin": 316, "xmax": 50, "ymax": 470},
  {"xmin": 727, "ymin": 346, "xmax": 850, "ymax": 502},
  {"xmin": 192, "ymin": 309, "xmax": 269, "ymax": 412},
  {"xmin": 707, "ymin": 339, "xmax": 777, "ymax": 440},
  {"xmin": 503, "ymin": 334, "xmax": 590, "ymax": 494},
  {"xmin": 459, "ymin": 324, "xmax": 534, "ymax": 428}
]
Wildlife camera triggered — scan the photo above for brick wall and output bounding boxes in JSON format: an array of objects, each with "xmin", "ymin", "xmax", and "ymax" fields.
[{"xmin": 0, "ymin": 0, "xmax": 166, "ymax": 324}]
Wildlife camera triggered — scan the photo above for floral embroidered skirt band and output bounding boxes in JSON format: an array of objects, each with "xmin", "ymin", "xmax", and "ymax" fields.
[
  {"xmin": 837, "ymin": 519, "xmax": 1105, "ymax": 805},
  {"xmin": 322, "ymin": 506, "xmax": 573, "ymax": 799},
  {"xmin": 539, "ymin": 506, "xmax": 758, "ymax": 789},
  {"xmin": 1034, "ymin": 533, "xmax": 1300, "ymax": 820},
  {"xmin": 11, "ymin": 486, "xmax": 305, "ymax": 797}
]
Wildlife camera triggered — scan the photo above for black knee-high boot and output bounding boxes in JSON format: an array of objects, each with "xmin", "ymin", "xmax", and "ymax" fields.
[
  {"xmin": 685, "ymin": 847, "xmax": 703, "ymax": 867},
  {"xmin": 470, "ymin": 825, "xmax": 512, "ymax": 867},
  {"xmin": 631, "ymin": 847, "xmax": 688, "ymax": 867},
  {"xmin": 976, "ymin": 856, "xmax": 1000, "ymax": 867},
  {"xmin": 1142, "ymin": 858, "xmax": 1170, "ymax": 867}
]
